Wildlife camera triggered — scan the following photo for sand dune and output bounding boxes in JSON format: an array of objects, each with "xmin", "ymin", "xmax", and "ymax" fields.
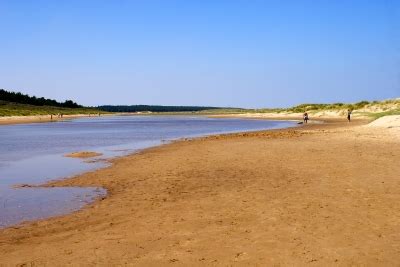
[{"xmin": 367, "ymin": 115, "xmax": 400, "ymax": 128}]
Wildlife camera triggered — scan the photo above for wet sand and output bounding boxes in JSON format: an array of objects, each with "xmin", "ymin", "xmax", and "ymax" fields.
[
  {"xmin": 65, "ymin": 151, "xmax": 103, "ymax": 159},
  {"xmin": 1, "ymin": 118, "xmax": 400, "ymax": 265}
]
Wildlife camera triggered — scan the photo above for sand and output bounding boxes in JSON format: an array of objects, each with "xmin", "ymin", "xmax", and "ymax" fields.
[
  {"xmin": 65, "ymin": 151, "xmax": 103, "ymax": 159},
  {"xmin": 367, "ymin": 115, "xmax": 400, "ymax": 128},
  {"xmin": 0, "ymin": 114, "xmax": 108, "ymax": 125},
  {"xmin": 1, "ymin": 117, "xmax": 400, "ymax": 265},
  {"xmin": 363, "ymin": 115, "xmax": 400, "ymax": 141}
]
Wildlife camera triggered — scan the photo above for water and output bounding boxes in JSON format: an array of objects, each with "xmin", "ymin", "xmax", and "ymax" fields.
[{"xmin": 0, "ymin": 115, "xmax": 296, "ymax": 228}]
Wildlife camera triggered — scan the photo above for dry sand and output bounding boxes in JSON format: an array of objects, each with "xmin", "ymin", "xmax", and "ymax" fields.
[
  {"xmin": 1, "ymin": 117, "xmax": 400, "ymax": 265},
  {"xmin": 367, "ymin": 115, "xmax": 400, "ymax": 128},
  {"xmin": 0, "ymin": 114, "xmax": 108, "ymax": 125}
]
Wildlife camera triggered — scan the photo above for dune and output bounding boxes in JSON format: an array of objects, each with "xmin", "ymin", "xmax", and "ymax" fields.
[
  {"xmin": 364, "ymin": 115, "xmax": 400, "ymax": 141},
  {"xmin": 367, "ymin": 115, "xmax": 400, "ymax": 128}
]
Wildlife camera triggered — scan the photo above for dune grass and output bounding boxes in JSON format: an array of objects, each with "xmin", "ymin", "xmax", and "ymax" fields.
[
  {"xmin": 253, "ymin": 99, "xmax": 400, "ymax": 118},
  {"xmin": 367, "ymin": 109, "xmax": 400, "ymax": 119},
  {"xmin": 127, "ymin": 99, "xmax": 400, "ymax": 118}
]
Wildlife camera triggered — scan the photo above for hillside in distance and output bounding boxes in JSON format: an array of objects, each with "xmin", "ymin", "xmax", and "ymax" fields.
[
  {"xmin": 0, "ymin": 89, "xmax": 101, "ymax": 116},
  {"xmin": 0, "ymin": 89, "xmax": 82, "ymax": 108}
]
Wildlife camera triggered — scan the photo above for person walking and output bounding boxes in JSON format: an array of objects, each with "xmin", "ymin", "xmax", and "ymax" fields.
[
  {"xmin": 303, "ymin": 112, "xmax": 309, "ymax": 124},
  {"xmin": 347, "ymin": 109, "xmax": 352, "ymax": 122}
]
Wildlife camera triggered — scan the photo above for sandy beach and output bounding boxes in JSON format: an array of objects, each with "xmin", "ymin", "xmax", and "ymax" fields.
[
  {"xmin": 0, "ymin": 114, "xmax": 108, "ymax": 125},
  {"xmin": 1, "ymin": 116, "xmax": 400, "ymax": 265}
]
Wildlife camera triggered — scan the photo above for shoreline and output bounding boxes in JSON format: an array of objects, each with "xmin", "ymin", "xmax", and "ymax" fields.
[
  {"xmin": 1, "ymin": 122, "xmax": 308, "ymax": 229},
  {"xmin": 1, "ymin": 118, "xmax": 400, "ymax": 264},
  {"xmin": 0, "ymin": 111, "xmax": 370, "ymax": 126},
  {"xmin": 0, "ymin": 118, "xmax": 298, "ymax": 230},
  {"xmin": 0, "ymin": 114, "xmax": 108, "ymax": 125},
  {"xmin": 208, "ymin": 112, "xmax": 371, "ymax": 123}
]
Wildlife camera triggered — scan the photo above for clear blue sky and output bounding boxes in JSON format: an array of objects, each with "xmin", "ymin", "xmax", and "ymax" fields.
[{"xmin": 0, "ymin": 0, "xmax": 399, "ymax": 108}]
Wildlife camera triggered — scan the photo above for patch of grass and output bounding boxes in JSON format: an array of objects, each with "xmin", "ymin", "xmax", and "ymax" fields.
[
  {"xmin": 282, "ymin": 101, "xmax": 372, "ymax": 113},
  {"xmin": 367, "ymin": 109, "xmax": 400, "ymax": 120}
]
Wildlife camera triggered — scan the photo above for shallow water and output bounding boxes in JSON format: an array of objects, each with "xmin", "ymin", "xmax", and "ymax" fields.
[{"xmin": 0, "ymin": 115, "xmax": 295, "ymax": 228}]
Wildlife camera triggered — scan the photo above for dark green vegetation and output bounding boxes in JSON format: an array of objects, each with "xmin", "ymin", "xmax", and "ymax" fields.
[
  {"xmin": 0, "ymin": 101, "xmax": 102, "ymax": 116},
  {"xmin": 98, "ymin": 105, "xmax": 229, "ymax": 113},
  {"xmin": 0, "ymin": 89, "xmax": 102, "ymax": 116},
  {"xmin": 1, "ymin": 89, "xmax": 81, "ymax": 108}
]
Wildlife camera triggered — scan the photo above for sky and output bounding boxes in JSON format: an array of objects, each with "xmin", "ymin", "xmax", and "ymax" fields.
[{"xmin": 0, "ymin": 0, "xmax": 399, "ymax": 108}]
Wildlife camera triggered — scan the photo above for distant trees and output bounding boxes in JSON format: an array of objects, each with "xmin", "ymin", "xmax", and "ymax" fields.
[
  {"xmin": 63, "ymin": 100, "xmax": 81, "ymax": 108},
  {"xmin": 0, "ymin": 89, "xmax": 82, "ymax": 108},
  {"xmin": 97, "ymin": 105, "xmax": 221, "ymax": 113}
]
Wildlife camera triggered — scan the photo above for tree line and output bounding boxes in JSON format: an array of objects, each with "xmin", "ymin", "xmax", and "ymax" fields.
[
  {"xmin": 1, "ymin": 89, "xmax": 224, "ymax": 112},
  {"xmin": 98, "ymin": 105, "xmax": 221, "ymax": 113},
  {"xmin": 0, "ymin": 89, "xmax": 82, "ymax": 108}
]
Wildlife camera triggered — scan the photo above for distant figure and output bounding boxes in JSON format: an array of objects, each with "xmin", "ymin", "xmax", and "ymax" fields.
[
  {"xmin": 50, "ymin": 114, "xmax": 53, "ymax": 120},
  {"xmin": 98, "ymin": 113, "xmax": 101, "ymax": 117},
  {"xmin": 303, "ymin": 112, "xmax": 309, "ymax": 124},
  {"xmin": 347, "ymin": 109, "xmax": 352, "ymax": 122}
]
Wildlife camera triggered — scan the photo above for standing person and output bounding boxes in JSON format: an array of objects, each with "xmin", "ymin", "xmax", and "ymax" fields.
[
  {"xmin": 347, "ymin": 109, "xmax": 352, "ymax": 122},
  {"xmin": 303, "ymin": 112, "xmax": 309, "ymax": 124}
]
